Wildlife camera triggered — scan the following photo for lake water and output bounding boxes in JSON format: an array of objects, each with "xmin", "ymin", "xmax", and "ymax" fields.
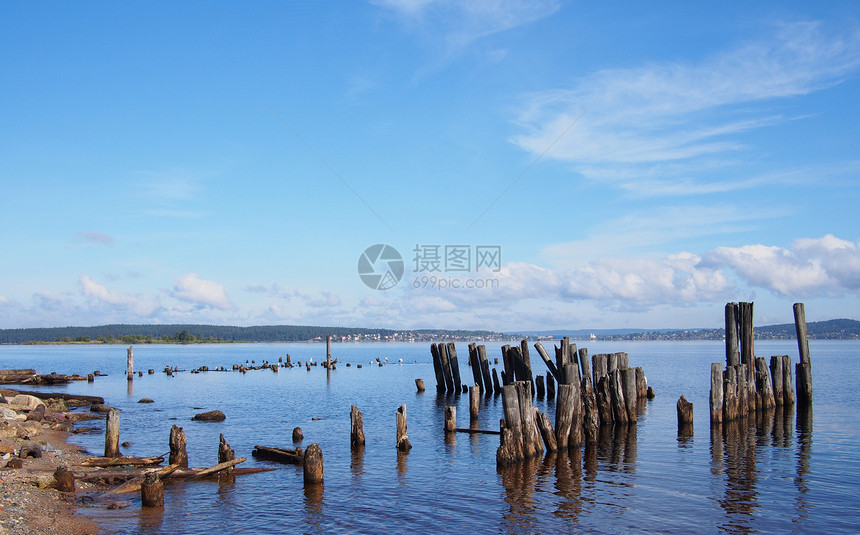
[{"xmin": 1, "ymin": 340, "xmax": 858, "ymax": 534}]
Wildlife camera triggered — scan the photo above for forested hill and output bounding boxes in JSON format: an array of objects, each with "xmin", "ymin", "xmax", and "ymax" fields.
[
  {"xmin": 754, "ymin": 318, "xmax": 860, "ymax": 339},
  {"xmin": 0, "ymin": 324, "xmax": 505, "ymax": 344}
]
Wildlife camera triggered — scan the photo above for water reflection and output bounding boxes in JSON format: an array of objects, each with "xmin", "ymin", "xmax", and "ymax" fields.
[
  {"xmin": 795, "ymin": 403, "xmax": 813, "ymax": 523},
  {"xmin": 350, "ymin": 446, "xmax": 365, "ymax": 482},
  {"xmin": 303, "ymin": 482, "xmax": 325, "ymax": 531},
  {"xmin": 499, "ymin": 456, "xmax": 541, "ymax": 534}
]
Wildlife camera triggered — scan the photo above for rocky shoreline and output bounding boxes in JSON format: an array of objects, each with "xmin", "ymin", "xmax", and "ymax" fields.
[{"xmin": 1, "ymin": 389, "xmax": 101, "ymax": 535}]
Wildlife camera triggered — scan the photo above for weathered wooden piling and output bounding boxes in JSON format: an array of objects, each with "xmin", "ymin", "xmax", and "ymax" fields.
[
  {"xmin": 609, "ymin": 370, "xmax": 629, "ymax": 424},
  {"xmin": 415, "ymin": 378, "xmax": 425, "ymax": 393},
  {"xmin": 536, "ymin": 410, "xmax": 557, "ymax": 452},
  {"xmin": 468, "ymin": 343, "xmax": 483, "ymax": 392},
  {"xmin": 498, "ymin": 384, "xmax": 524, "ymax": 464},
  {"xmin": 104, "ymin": 408, "xmax": 120, "ymax": 458},
  {"xmin": 431, "ymin": 343, "xmax": 445, "ymax": 393},
  {"xmin": 141, "ymin": 472, "xmax": 164, "ymax": 508},
  {"xmin": 739, "ymin": 302, "xmax": 754, "ymax": 366},
  {"xmin": 555, "ymin": 383, "xmax": 575, "ymax": 449},
  {"xmin": 535, "ymin": 375, "xmax": 545, "ymax": 399},
  {"xmin": 579, "ymin": 348, "xmax": 592, "ymax": 393},
  {"xmin": 446, "ymin": 343, "xmax": 462, "ymax": 392},
  {"xmin": 350, "ymin": 405, "xmax": 365, "ymax": 448},
  {"xmin": 794, "ymin": 303, "xmax": 813, "ymax": 403},
  {"xmin": 517, "ymin": 381, "xmax": 542, "ymax": 458},
  {"xmin": 325, "ymin": 335, "xmax": 331, "ymax": 369},
  {"xmin": 303, "ymin": 444, "xmax": 323, "ymax": 485},
  {"xmin": 781, "ymin": 355, "xmax": 795, "ymax": 405},
  {"xmin": 592, "ymin": 353, "xmax": 608, "ymax": 388},
  {"xmin": 533, "ymin": 341, "xmax": 562, "ymax": 383},
  {"xmin": 478, "ymin": 345, "xmax": 493, "ymax": 396},
  {"xmin": 469, "ymin": 385, "xmax": 479, "ymax": 421},
  {"xmin": 126, "ymin": 346, "xmax": 134, "ymax": 381},
  {"xmin": 444, "ymin": 406, "xmax": 456, "ymax": 432},
  {"xmin": 725, "ymin": 302, "xmax": 740, "ymax": 367},
  {"xmin": 677, "ymin": 395, "xmax": 693, "ymax": 427},
  {"xmin": 582, "ymin": 388, "xmax": 599, "ymax": 443},
  {"xmin": 292, "ymin": 427, "xmax": 303, "ymax": 443},
  {"xmin": 770, "ymin": 355, "xmax": 785, "ymax": 405},
  {"xmin": 491, "ymin": 368, "xmax": 502, "ymax": 395},
  {"xmin": 169, "ymin": 425, "xmax": 188, "ymax": 468},
  {"xmin": 438, "ymin": 343, "xmax": 455, "ymax": 393},
  {"xmin": 634, "ymin": 367, "xmax": 647, "ymax": 399},
  {"xmin": 723, "ymin": 365, "xmax": 739, "ymax": 421},
  {"xmin": 546, "ymin": 372, "xmax": 555, "ymax": 400},
  {"xmin": 396, "ymin": 404, "xmax": 411, "ymax": 451},
  {"xmin": 710, "ymin": 363, "xmax": 724, "ymax": 424},
  {"xmin": 218, "ymin": 434, "xmax": 235, "ymax": 475},
  {"xmin": 755, "ymin": 357, "xmax": 775, "ymax": 410},
  {"xmin": 520, "ymin": 339, "xmax": 534, "ymax": 389}
]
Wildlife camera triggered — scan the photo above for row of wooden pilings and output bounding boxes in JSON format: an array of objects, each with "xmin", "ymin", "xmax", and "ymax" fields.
[
  {"xmin": 431, "ymin": 339, "xmax": 652, "ymax": 467},
  {"xmin": 683, "ymin": 302, "xmax": 814, "ymax": 430}
]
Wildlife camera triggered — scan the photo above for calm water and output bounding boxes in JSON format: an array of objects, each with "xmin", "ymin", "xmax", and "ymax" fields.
[{"xmin": 1, "ymin": 340, "xmax": 858, "ymax": 534}]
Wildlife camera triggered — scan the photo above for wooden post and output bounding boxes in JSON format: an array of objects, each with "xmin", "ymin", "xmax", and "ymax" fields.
[
  {"xmin": 568, "ymin": 367, "xmax": 583, "ymax": 447},
  {"xmin": 126, "ymin": 346, "xmax": 134, "ymax": 381},
  {"xmin": 292, "ymin": 427, "xmax": 303, "ymax": 442},
  {"xmin": 739, "ymin": 302, "xmax": 754, "ymax": 366},
  {"xmin": 723, "ymin": 365, "xmax": 739, "ymax": 421},
  {"xmin": 501, "ymin": 344, "xmax": 513, "ymax": 384},
  {"xmin": 621, "ymin": 368, "xmax": 637, "ymax": 422},
  {"xmin": 218, "ymin": 434, "xmax": 235, "ymax": 475},
  {"xmin": 520, "ymin": 339, "xmax": 534, "ymax": 389},
  {"xmin": 53, "ymin": 466, "xmax": 75, "ymax": 493},
  {"xmin": 444, "ymin": 406, "xmax": 456, "ymax": 432},
  {"xmin": 350, "ymin": 405, "xmax": 365, "ymax": 448},
  {"xmin": 781, "ymin": 355, "xmax": 795, "ymax": 405},
  {"xmin": 169, "ymin": 425, "xmax": 188, "ymax": 468},
  {"xmin": 725, "ymin": 303, "xmax": 740, "ymax": 367},
  {"xmin": 709, "ymin": 363, "xmax": 724, "ymax": 424},
  {"xmin": 141, "ymin": 472, "xmax": 164, "ymax": 508},
  {"xmin": 447, "ymin": 343, "xmax": 462, "ymax": 393},
  {"xmin": 535, "ymin": 375, "xmax": 545, "ymax": 399},
  {"xmin": 609, "ymin": 370, "xmax": 629, "ymax": 424},
  {"xmin": 770, "ymin": 355, "xmax": 784, "ymax": 405},
  {"xmin": 491, "ymin": 367, "xmax": 502, "ymax": 395},
  {"xmin": 592, "ymin": 353, "xmax": 608, "ymax": 387},
  {"xmin": 755, "ymin": 357, "xmax": 775, "ymax": 410},
  {"xmin": 536, "ymin": 409, "xmax": 557, "ymax": 452},
  {"xmin": 325, "ymin": 335, "xmax": 331, "ymax": 369},
  {"xmin": 500, "ymin": 384, "xmax": 524, "ymax": 462},
  {"xmin": 430, "ymin": 344, "xmax": 445, "ymax": 393},
  {"xmin": 533, "ymin": 341, "xmax": 562, "ymax": 383},
  {"xmin": 677, "ymin": 395, "xmax": 694, "ymax": 434},
  {"xmin": 478, "ymin": 345, "xmax": 493, "ymax": 396},
  {"xmin": 516, "ymin": 381, "xmax": 542, "ymax": 458},
  {"xmin": 468, "ymin": 343, "xmax": 483, "ymax": 392},
  {"xmin": 555, "ymin": 383, "xmax": 574, "ymax": 449},
  {"xmin": 546, "ymin": 372, "xmax": 555, "ymax": 400},
  {"xmin": 438, "ymin": 343, "xmax": 455, "ymax": 393},
  {"xmin": 303, "ymin": 443, "xmax": 323, "ymax": 485},
  {"xmin": 469, "ymin": 385, "xmax": 479, "ymax": 421},
  {"xmin": 578, "ymin": 348, "xmax": 591, "ymax": 393},
  {"xmin": 104, "ymin": 408, "xmax": 120, "ymax": 458},
  {"xmin": 634, "ymin": 367, "xmax": 647, "ymax": 399},
  {"xmin": 582, "ymin": 388, "xmax": 599, "ymax": 442},
  {"xmin": 794, "ymin": 303, "xmax": 813, "ymax": 403},
  {"xmin": 415, "ymin": 378, "xmax": 425, "ymax": 393},
  {"xmin": 396, "ymin": 404, "xmax": 411, "ymax": 451},
  {"xmin": 595, "ymin": 375, "xmax": 613, "ymax": 425}
]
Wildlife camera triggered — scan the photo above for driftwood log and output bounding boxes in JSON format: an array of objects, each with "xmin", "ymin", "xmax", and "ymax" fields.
[{"xmin": 252, "ymin": 445, "xmax": 304, "ymax": 464}]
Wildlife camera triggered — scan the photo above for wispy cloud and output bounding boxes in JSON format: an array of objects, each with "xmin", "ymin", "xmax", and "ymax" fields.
[
  {"xmin": 79, "ymin": 275, "xmax": 161, "ymax": 316},
  {"xmin": 77, "ymin": 231, "xmax": 115, "ymax": 246},
  {"xmin": 511, "ymin": 21, "xmax": 860, "ymax": 191}
]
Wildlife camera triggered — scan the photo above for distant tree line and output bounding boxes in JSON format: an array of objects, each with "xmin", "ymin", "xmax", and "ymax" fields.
[{"xmin": 0, "ymin": 324, "xmax": 402, "ymax": 345}]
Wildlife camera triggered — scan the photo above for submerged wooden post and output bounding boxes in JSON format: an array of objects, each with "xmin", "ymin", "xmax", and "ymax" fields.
[
  {"xmin": 415, "ymin": 378, "xmax": 425, "ymax": 393},
  {"xmin": 536, "ymin": 410, "xmax": 557, "ymax": 452},
  {"xmin": 677, "ymin": 395, "xmax": 693, "ymax": 427},
  {"xmin": 535, "ymin": 375, "xmax": 545, "ymax": 399},
  {"xmin": 478, "ymin": 345, "xmax": 493, "ymax": 396},
  {"xmin": 770, "ymin": 355, "xmax": 785, "ymax": 405},
  {"xmin": 794, "ymin": 303, "xmax": 813, "ymax": 403},
  {"xmin": 350, "ymin": 405, "xmax": 365, "ymax": 448},
  {"xmin": 621, "ymin": 368, "xmax": 638, "ymax": 422},
  {"xmin": 303, "ymin": 443, "xmax": 323, "ymax": 485},
  {"xmin": 444, "ymin": 406, "xmax": 456, "ymax": 432},
  {"xmin": 500, "ymin": 384, "xmax": 524, "ymax": 463},
  {"xmin": 516, "ymin": 381, "xmax": 542, "ymax": 458},
  {"xmin": 169, "ymin": 425, "xmax": 188, "ymax": 468},
  {"xmin": 430, "ymin": 344, "xmax": 445, "ymax": 393},
  {"xmin": 754, "ymin": 357, "xmax": 775, "ymax": 409},
  {"xmin": 709, "ymin": 363, "xmax": 724, "ymax": 424},
  {"xmin": 468, "ymin": 343, "xmax": 483, "ymax": 392},
  {"xmin": 396, "ymin": 404, "xmax": 411, "ymax": 451},
  {"xmin": 781, "ymin": 355, "xmax": 795, "ymax": 405},
  {"xmin": 555, "ymin": 383, "xmax": 574, "ymax": 449},
  {"xmin": 491, "ymin": 368, "xmax": 502, "ymax": 395},
  {"xmin": 447, "ymin": 343, "xmax": 462, "ymax": 393},
  {"xmin": 126, "ymin": 346, "xmax": 134, "ymax": 381},
  {"xmin": 325, "ymin": 335, "xmax": 331, "ymax": 369},
  {"xmin": 546, "ymin": 372, "xmax": 555, "ymax": 400},
  {"xmin": 141, "ymin": 472, "xmax": 164, "ymax": 508},
  {"xmin": 218, "ymin": 434, "xmax": 235, "ymax": 475},
  {"xmin": 105, "ymin": 408, "xmax": 120, "ymax": 458},
  {"xmin": 438, "ymin": 343, "xmax": 455, "ymax": 393}
]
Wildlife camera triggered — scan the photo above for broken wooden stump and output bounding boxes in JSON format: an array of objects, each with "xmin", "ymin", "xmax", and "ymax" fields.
[
  {"xmin": 469, "ymin": 385, "xmax": 479, "ymax": 421},
  {"xmin": 396, "ymin": 404, "xmax": 411, "ymax": 451},
  {"xmin": 169, "ymin": 425, "xmax": 188, "ymax": 468},
  {"xmin": 794, "ymin": 302, "xmax": 813, "ymax": 403},
  {"xmin": 303, "ymin": 444, "xmax": 323, "ymax": 485},
  {"xmin": 53, "ymin": 466, "xmax": 75, "ymax": 493},
  {"xmin": 677, "ymin": 395, "xmax": 694, "ymax": 435},
  {"xmin": 141, "ymin": 472, "xmax": 163, "ymax": 508},
  {"xmin": 444, "ymin": 406, "xmax": 456, "ymax": 432},
  {"xmin": 710, "ymin": 363, "xmax": 724, "ymax": 424},
  {"xmin": 350, "ymin": 405, "xmax": 365, "ymax": 448},
  {"xmin": 536, "ymin": 410, "xmax": 557, "ymax": 452},
  {"xmin": 415, "ymin": 378, "xmax": 425, "ymax": 393},
  {"xmin": 292, "ymin": 427, "xmax": 304, "ymax": 443},
  {"xmin": 218, "ymin": 434, "xmax": 235, "ymax": 475}
]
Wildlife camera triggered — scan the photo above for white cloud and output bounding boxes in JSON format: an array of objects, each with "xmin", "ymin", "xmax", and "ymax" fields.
[
  {"xmin": 0, "ymin": 295, "xmax": 8, "ymax": 305},
  {"xmin": 170, "ymin": 273, "xmax": 233, "ymax": 310},
  {"xmin": 79, "ymin": 275, "xmax": 161, "ymax": 316},
  {"xmin": 511, "ymin": 21, "xmax": 860, "ymax": 190},
  {"xmin": 705, "ymin": 235, "xmax": 860, "ymax": 297}
]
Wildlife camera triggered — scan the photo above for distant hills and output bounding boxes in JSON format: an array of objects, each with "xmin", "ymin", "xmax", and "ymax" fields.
[{"xmin": 0, "ymin": 319, "xmax": 857, "ymax": 345}]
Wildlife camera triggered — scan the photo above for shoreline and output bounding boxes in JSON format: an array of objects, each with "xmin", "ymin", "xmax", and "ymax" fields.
[{"xmin": 1, "ymin": 389, "xmax": 101, "ymax": 535}]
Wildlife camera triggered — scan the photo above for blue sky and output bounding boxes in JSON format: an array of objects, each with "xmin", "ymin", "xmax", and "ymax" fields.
[{"xmin": 2, "ymin": 1, "xmax": 859, "ymax": 332}]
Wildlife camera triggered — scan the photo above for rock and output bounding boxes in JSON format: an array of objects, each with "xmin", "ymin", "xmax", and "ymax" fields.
[
  {"xmin": 1, "ymin": 407, "xmax": 19, "ymax": 420},
  {"xmin": 19, "ymin": 442, "xmax": 42, "ymax": 458},
  {"xmin": 90, "ymin": 404, "xmax": 113, "ymax": 413},
  {"xmin": 45, "ymin": 398, "xmax": 68, "ymax": 412},
  {"xmin": 138, "ymin": 398, "xmax": 155, "ymax": 403},
  {"xmin": 54, "ymin": 466, "xmax": 75, "ymax": 492},
  {"xmin": 9, "ymin": 395, "xmax": 44, "ymax": 410},
  {"xmin": 25, "ymin": 404, "xmax": 45, "ymax": 422},
  {"xmin": 0, "ymin": 444, "xmax": 15, "ymax": 454},
  {"xmin": 5, "ymin": 457, "xmax": 23, "ymax": 469},
  {"xmin": 121, "ymin": 441, "xmax": 131, "ymax": 448},
  {"xmin": 192, "ymin": 410, "xmax": 226, "ymax": 422}
]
